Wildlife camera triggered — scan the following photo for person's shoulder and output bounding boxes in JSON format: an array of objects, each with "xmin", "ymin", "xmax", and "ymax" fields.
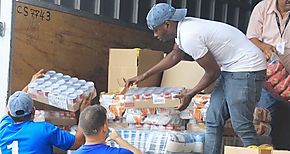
[
  {"xmin": 118, "ymin": 148, "xmax": 134, "ymax": 154},
  {"xmin": 180, "ymin": 17, "xmax": 198, "ymax": 24},
  {"xmin": 256, "ymin": 0, "xmax": 267, "ymax": 6},
  {"xmin": 179, "ymin": 17, "xmax": 204, "ymax": 31},
  {"xmin": 72, "ymin": 144, "xmax": 134, "ymax": 154},
  {"xmin": 103, "ymin": 145, "xmax": 134, "ymax": 154},
  {"xmin": 71, "ymin": 148, "xmax": 83, "ymax": 154},
  {"xmin": 0, "ymin": 115, "xmax": 12, "ymax": 123},
  {"xmin": 181, "ymin": 17, "xmax": 217, "ymax": 27},
  {"xmin": 0, "ymin": 115, "xmax": 13, "ymax": 128},
  {"xmin": 29, "ymin": 121, "xmax": 52, "ymax": 127},
  {"xmin": 253, "ymin": 0, "xmax": 268, "ymax": 11},
  {"xmin": 29, "ymin": 121, "xmax": 61, "ymax": 132}
]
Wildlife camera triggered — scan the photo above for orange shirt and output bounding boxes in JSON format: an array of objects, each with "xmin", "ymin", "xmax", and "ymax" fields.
[{"xmin": 247, "ymin": 0, "xmax": 290, "ymax": 72}]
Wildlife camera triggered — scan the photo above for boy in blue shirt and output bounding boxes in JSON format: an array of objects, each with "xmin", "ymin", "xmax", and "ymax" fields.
[{"xmin": 72, "ymin": 105, "xmax": 141, "ymax": 154}]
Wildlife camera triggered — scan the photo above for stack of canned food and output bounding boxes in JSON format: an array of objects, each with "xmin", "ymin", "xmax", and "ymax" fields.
[{"xmin": 27, "ymin": 70, "xmax": 95, "ymax": 109}]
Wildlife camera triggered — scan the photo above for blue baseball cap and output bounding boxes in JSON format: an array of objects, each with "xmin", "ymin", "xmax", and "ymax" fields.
[
  {"xmin": 146, "ymin": 3, "xmax": 187, "ymax": 30},
  {"xmin": 8, "ymin": 91, "xmax": 33, "ymax": 117}
]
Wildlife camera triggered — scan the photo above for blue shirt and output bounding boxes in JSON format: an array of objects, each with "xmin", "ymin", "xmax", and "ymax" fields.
[
  {"xmin": 72, "ymin": 144, "xmax": 134, "ymax": 154},
  {"xmin": 0, "ymin": 115, "xmax": 75, "ymax": 154}
]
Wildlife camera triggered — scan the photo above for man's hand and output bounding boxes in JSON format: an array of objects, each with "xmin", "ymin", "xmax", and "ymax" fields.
[
  {"xmin": 108, "ymin": 128, "xmax": 121, "ymax": 141},
  {"xmin": 249, "ymin": 38, "xmax": 277, "ymax": 60},
  {"xmin": 22, "ymin": 69, "xmax": 45, "ymax": 92},
  {"xmin": 79, "ymin": 94, "xmax": 93, "ymax": 112},
  {"xmin": 125, "ymin": 74, "xmax": 145, "ymax": 88},
  {"xmin": 175, "ymin": 90, "xmax": 195, "ymax": 111},
  {"xmin": 31, "ymin": 69, "xmax": 45, "ymax": 83},
  {"xmin": 262, "ymin": 44, "xmax": 277, "ymax": 60},
  {"xmin": 107, "ymin": 128, "xmax": 142, "ymax": 154}
]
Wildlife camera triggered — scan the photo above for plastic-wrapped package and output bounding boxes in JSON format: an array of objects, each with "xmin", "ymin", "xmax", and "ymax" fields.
[
  {"xmin": 109, "ymin": 104, "xmax": 126, "ymax": 117},
  {"xmin": 273, "ymin": 74, "xmax": 290, "ymax": 93},
  {"xmin": 267, "ymin": 68, "xmax": 287, "ymax": 86},
  {"xmin": 107, "ymin": 129, "xmax": 205, "ymax": 154},
  {"xmin": 29, "ymin": 71, "xmax": 96, "ymax": 111},
  {"xmin": 192, "ymin": 94, "xmax": 211, "ymax": 108},
  {"xmin": 141, "ymin": 108, "xmax": 156, "ymax": 116},
  {"xmin": 99, "ymin": 93, "xmax": 117, "ymax": 120},
  {"xmin": 124, "ymin": 109, "xmax": 144, "ymax": 124},
  {"xmin": 281, "ymin": 86, "xmax": 290, "ymax": 100},
  {"xmin": 180, "ymin": 94, "xmax": 211, "ymax": 122},
  {"xmin": 265, "ymin": 54, "xmax": 290, "ymax": 102},
  {"xmin": 266, "ymin": 59, "xmax": 283, "ymax": 78}
]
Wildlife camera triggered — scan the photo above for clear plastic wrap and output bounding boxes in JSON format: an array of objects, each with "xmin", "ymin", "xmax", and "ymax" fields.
[
  {"xmin": 265, "ymin": 54, "xmax": 290, "ymax": 102},
  {"xmin": 107, "ymin": 129, "xmax": 205, "ymax": 154}
]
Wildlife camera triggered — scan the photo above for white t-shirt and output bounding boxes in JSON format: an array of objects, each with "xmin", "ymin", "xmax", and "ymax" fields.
[{"xmin": 175, "ymin": 17, "xmax": 266, "ymax": 72}]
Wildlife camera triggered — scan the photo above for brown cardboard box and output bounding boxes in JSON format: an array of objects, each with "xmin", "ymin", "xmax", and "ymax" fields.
[
  {"xmin": 224, "ymin": 146, "xmax": 271, "ymax": 154},
  {"xmin": 108, "ymin": 48, "xmax": 164, "ymax": 92},
  {"xmin": 161, "ymin": 61, "xmax": 215, "ymax": 93}
]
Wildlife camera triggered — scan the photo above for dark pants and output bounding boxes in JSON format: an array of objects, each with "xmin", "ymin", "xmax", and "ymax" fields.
[{"xmin": 257, "ymin": 88, "xmax": 290, "ymax": 150}]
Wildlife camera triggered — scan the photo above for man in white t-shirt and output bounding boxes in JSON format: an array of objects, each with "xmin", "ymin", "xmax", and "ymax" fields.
[{"xmin": 126, "ymin": 3, "xmax": 267, "ymax": 154}]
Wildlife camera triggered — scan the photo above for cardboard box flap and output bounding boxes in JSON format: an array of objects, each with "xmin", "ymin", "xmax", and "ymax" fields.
[
  {"xmin": 109, "ymin": 49, "xmax": 137, "ymax": 66},
  {"xmin": 161, "ymin": 60, "xmax": 215, "ymax": 93},
  {"xmin": 161, "ymin": 61, "xmax": 205, "ymax": 89},
  {"xmin": 108, "ymin": 48, "xmax": 164, "ymax": 92},
  {"xmin": 138, "ymin": 49, "xmax": 164, "ymax": 72},
  {"xmin": 138, "ymin": 49, "xmax": 164, "ymax": 87}
]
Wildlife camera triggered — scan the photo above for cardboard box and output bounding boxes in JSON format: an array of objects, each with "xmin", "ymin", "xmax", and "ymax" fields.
[
  {"xmin": 161, "ymin": 61, "xmax": 215, "ymax": 93},
  {"xmin": 124, "ymin": 98, "xmax": 180, "ymax": 108},
  {"xmin": 30, "ymin": 93, "xmax": 94, "ymax": 112},
  {"xmin": 108, "ymin": 48, "xmax": 164, "ymax": 92},
  {"xmin": 272, "ymin": 150, "xmax": 290, "ymax": 154},
  {"xmin": 224, "ymin": 146, "xmax": 290, "ymax": 154},
  {"xmin": 100, "ymin": 92, "xmax": 181, "ymax": 109},
  {"xmin": 30, "ymin": 91, "xmax": 96, "ymax": 112},
  {"xmin": 224, "ymin": 146, "xmax": 271, "ymax": 154},
  {"xmin": 34, "ymin": 110, "xmax": 77, "ymax": 126},
  {"xmin": 30, "ymin": 93, "xmax": 81, "ymax": 112}
]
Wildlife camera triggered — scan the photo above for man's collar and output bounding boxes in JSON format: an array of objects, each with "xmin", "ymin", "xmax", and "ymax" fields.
[{"xmin": 267, "ymin": 0, "xmax": 279, "ymax": 14}]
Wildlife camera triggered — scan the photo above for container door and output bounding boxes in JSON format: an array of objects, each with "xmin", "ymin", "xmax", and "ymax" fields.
[{"xmin": 0, "ymin": 0, "xmax": 15, "ymax": 117}]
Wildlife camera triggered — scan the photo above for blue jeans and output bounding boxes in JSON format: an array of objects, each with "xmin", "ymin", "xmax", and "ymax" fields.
[
  {"xmin": 204, "ymin": 70, "xmax": 265, "ymax": 154},
  {"xmin": 256, "ymin": 88, "xmax": 277, "ymax": 114},
  {"xmin": 257, "ymin": 88, "xmax": 290, "ymax": 150}
]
